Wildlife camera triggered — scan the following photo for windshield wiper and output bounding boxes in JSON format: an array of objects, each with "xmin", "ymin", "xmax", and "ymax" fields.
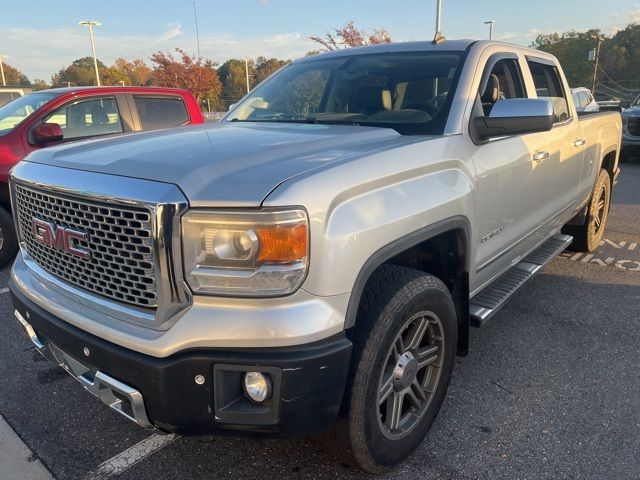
[{"xmin": 228, "ymin": 118, "xmax": 361, "ymax": 126}]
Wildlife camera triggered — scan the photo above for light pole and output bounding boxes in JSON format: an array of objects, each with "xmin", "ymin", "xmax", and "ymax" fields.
[
  {"xmin": 243, "ymin": 58, "xmax": 250, "ymax": 94},
  {"xmin": 484, "ymin": 20, "xmax": 495, "ymax": 40},
  {"xmin": 79, "ymin": 20, "xmax": 102, "ymax": 86},
  {"xmin": 0, "ymin": 55, "xmax": 7, "ymax": 86}
]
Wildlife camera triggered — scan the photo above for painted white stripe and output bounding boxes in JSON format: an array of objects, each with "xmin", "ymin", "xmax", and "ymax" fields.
[
  {"xmin": 0, "ymin": 287, "xmax": 9, "ymax": 294},
  {"xmin": 84, "ymin": 434, "xmax": 177, "ymax": 480}
]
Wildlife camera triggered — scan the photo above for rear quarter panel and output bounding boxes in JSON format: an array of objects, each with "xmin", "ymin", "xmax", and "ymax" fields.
[
  {"xmin": 578, "ymin": 111, "xmax": 622, "ymax": 199},
  {"xmin": 264, "ymin": 135, "xmax": 476, "ymax": 297}
]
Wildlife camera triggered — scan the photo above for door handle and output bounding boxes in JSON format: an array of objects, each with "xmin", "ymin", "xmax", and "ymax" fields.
[
  {"xmin": 532, "ymin": 151, "xmax": 549, "ymax": 163},
  {"xmin": 574, "ymin": 138, "xmax": 586, "ymax": 147}
]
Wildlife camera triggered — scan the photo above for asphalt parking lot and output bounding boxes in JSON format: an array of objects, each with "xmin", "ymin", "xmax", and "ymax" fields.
[{"xmin": 1, "ymin": 162, "xmax": 639, "ymax": 480}]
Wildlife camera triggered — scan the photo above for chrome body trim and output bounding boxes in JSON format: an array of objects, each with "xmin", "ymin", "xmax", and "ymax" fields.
[
  {"xmin": 10, "ymin": 162, "xmax": 191, "ymax": 330},
  {"xmin": 15, "ymin": 309, "xmax": 155, "ymax": 429}
]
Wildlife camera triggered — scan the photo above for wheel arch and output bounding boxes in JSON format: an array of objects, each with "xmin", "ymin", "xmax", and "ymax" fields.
[{"xmin": 344, "ymin": 216, "xmax": 471, "ymax": 355}]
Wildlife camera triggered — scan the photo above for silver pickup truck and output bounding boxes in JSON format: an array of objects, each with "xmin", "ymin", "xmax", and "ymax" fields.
[{"xmin": 9, "ymin": 40, "xmax": 621, "ymax": 473}]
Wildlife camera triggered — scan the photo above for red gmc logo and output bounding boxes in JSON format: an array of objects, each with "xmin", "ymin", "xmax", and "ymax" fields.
[{"xmin": 31, "ymin": 218, "xmax": 91, "ymax": 259}]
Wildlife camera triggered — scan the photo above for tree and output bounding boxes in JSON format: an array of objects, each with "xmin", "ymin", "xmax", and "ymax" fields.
[
  {"xmin": 111, "ymin": 58, "xmax": 152, "ymax": 86},
  {"xmin": 150, "ymin": 49, "xmax": 222, "ymax": 108},
  {"xmin": 253, "ymin": 56, "xmax": 290, "ymax": 85},
  {"xmin": 532, "ymin": 29, "xmax": 603, "ymax": 88},
  {"xmin": 1, "ymin": 63, "xmax": 30, "ymax": 86},
  {"xmin": 218, "ymin": 59, "xmax": 250, "ymax": 107},
  {"xmin": 31, "ymin": 79, "xmax": 49, "ymax": 91},
  {"xmin": 51, "ymin": 57, "xmax": 107, "ymax": 86},
  {"xmin": 310, "ymin": 21, "xmax": 392, "ymax": 51}
]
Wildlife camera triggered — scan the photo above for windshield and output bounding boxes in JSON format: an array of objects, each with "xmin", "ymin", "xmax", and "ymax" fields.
[
  {"xmin": 225, "ymin": 51, "xmax": 464, "ymax": 135},
  {"xmin": 0, "ymin": 92, "xmax": 59, "ymax": 136}
]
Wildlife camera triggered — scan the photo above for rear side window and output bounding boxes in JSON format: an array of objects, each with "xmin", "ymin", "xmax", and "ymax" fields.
[
  {"xmin": 527, "ymin": 60, "xmax": 570, "ymax": 123},
  {"xmin": 134, "ymin": 96, "xmax": 189, "ymax": 130}
]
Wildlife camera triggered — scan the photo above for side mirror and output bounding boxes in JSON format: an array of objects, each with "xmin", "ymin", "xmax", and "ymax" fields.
[
  {"xmin": 32, "ymin": 123, "xmax": 63, "ymax": 144},
  {"xmin": 473, "ymin": 98, "xmax": 555, "ymax": 140},
  {"xmin": 620, "ymin": 100, "xmax": 631, "ymax": 109},
  {"xmin": 228, "ymin": 103, "xmax": 237, "ymax": 111}
]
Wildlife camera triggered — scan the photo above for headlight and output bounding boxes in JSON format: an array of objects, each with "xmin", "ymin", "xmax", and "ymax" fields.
[{"xmin": 182, "ymin": 209, "xmax": 308, "ymax": 296}]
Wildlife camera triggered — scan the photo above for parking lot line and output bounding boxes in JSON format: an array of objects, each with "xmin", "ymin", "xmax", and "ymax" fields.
[{"xmin": 84, "ymin": 434, "xmax": 177, "ymax": 480}]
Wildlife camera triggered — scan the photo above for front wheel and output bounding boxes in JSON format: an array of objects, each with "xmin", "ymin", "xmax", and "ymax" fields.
[
  {"xmin": 327, "ymin": 266, "xmax": 457, "ymax": 473},
  {"xmin": 564, "ymin": 169, "xmax": 611, "ymax": 252}
]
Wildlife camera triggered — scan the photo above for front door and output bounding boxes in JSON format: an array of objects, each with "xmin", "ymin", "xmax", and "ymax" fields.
[{"xmin": 470, "ymin": 56, "xmax": 550, "ymax": 291}]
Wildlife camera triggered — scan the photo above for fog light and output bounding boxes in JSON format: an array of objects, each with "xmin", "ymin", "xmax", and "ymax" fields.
[{"xmin": 243, "ymin": 371, "xmax": 271, "ymax": 403}]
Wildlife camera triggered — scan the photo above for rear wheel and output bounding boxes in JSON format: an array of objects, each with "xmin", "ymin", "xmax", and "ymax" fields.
[
  {"xmin": 564, "ymin": 168, "xmax": 611, "ymax": 252},
  {"xmin": 325, "ymin": 265, "xmax": 457, "ymax": 473},
  {"xmin": 0, "ymin": 207, "xmax": 18, "ymax": 268}
]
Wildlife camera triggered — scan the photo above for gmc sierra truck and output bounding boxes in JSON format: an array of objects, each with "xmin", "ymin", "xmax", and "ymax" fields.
[{"xmin": 9, "ymin": 40, "xmax": 621, "ymax": 473}]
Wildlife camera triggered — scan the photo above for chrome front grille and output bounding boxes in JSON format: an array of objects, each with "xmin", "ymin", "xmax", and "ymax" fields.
[{"xmin": 14, "ymin": 183, "xmax": 157, "ymax": 308}]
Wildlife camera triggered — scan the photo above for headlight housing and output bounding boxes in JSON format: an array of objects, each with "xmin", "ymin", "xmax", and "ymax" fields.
[{"xmin": 182, "ymin": 209, "xmax": 309, "ymax": 297}]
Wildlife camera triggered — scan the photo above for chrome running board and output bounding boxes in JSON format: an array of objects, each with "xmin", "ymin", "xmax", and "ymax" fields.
[{"xmin": 470, "ymin": 233, "xmax": 573, "ymax": 327}]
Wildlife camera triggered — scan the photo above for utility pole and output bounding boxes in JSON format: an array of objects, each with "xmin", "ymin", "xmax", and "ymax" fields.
[
  {"xmin": 484, "ymin": 20, "xmax": 495, "ymax": 40},
  {"xmin": 79, "ymin": 20, "xmax": 102, "ymax": 86},
  {"xmin": 0, "ymin": 55, "xmax": 6, "ymax": 86},
  {"xmin": 591, "ymin": 34, "xmax": 603, "ymax": 93},
  {"xmin": 244, "ymin": 58, "xmax": 250, "ymax": 94},
  {"xmin": 193, "ymin": 1, "xmax": 201, "ymax": 58}
]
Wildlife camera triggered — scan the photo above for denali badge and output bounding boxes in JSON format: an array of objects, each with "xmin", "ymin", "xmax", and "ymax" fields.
[{"xmin": 31, "ymin": 218, "xmax": 91, "ymax": 259}]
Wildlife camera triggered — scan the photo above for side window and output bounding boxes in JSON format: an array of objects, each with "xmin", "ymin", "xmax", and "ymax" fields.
[
  {"xmin": 527, "ymin": 60, "xmax": 570, "ymax": 123},
  {"xmin": 578, "ymin": 92, "xmax": 589, "ymax": 108},
  {"xmin": 134, "ymin": 96, "xmax": 189, "ymax": 130},
  {"xmin": 480, "ymin": 59, "xmax": 526, "ymax": 116},
  {"xmin": 44, "ymin": 97, "xmax": 123, "ymax": 140}
]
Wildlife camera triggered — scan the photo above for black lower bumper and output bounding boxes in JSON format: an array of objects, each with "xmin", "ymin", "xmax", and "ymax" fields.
[{"xmin": 10, "ymin": 282, "xmax": 352, "ymax": 437}]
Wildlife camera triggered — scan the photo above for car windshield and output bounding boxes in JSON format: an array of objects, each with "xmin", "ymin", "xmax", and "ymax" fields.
[
  {"xmin": 0, "ymin": 92, "xmax": 59, "ymax": 137},
  {"xmin": 225, "ymin": 51, "xmax": 464, "ymax": 135}
]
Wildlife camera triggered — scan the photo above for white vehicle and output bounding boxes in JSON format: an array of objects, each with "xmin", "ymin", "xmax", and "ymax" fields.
[
  {"xmin": 10, "ymin": 40, "xmax": 621, "ymax": 473},
  {"xmin": 571, "ymin": 87, "xmax": 600, "ymax": 113},
  {"xmin": 0, "ymin": 86, "xmax": 33, "ymax": 108}
]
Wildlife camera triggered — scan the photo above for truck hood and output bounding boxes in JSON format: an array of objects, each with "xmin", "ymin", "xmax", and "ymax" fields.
[{"xmin": 24, "ymin": 122, "xmax": 413, "ymax": 206}]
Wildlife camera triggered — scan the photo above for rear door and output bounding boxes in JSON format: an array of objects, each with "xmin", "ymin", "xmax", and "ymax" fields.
[
  {"xmin": 469, "ymin": 53, "xmax": 551, "ymax": 290},
  {"xmin": 525, "ymin": 58, "xmax": 585, "ymax": 229},
  {"xmin": 128, "ymin": 94, "xmax": 191, "ymax": 132}
]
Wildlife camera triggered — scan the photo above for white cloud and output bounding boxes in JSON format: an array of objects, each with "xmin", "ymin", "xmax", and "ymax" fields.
[
  {"xmin": 1, "ymin": 26, "xmax": 314, "ymax": 81},
  {"xmin": 160, "ymin": 23, "xmax": 183, "ymax": 41}
]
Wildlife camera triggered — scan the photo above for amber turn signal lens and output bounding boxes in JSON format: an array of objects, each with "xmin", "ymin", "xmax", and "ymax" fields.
[{"xmin": 257, "ymin": 223, "xmax": 308, "ymax": 263}]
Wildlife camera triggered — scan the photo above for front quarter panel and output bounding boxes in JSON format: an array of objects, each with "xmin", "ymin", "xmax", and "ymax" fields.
[{"xmin": 264, "ymin": 135, "xmax": 476, "ymax": 298}]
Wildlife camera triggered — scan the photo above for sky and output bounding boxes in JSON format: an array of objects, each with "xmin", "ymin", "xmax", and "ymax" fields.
[{"xmin": 2, "ymin": 0, "xmax": 639, "ymax": 81}]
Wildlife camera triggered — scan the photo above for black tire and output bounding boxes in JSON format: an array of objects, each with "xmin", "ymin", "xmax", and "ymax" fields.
[
  {"xmin": 323, "ymin": 265, "xmax": 457, "ymax": 473},
  {"xmin": 564, "ymin": 169, "xmax": 611, "ymax": 252},
  {"xmin": 0, "ymin": 207, "xmax": 17, "ymax": 268}
]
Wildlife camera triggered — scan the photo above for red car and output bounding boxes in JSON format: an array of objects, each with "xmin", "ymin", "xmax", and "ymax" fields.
[{"xmin": 0, "ymin": 86, "xmax": 204, "ymax": 265}]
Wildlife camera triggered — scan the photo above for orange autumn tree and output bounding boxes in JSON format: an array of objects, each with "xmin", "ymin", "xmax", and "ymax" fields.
[
  {"xmin": 310, "ymin": 21, "xmax": 392, "ymax": 51},
  {"xmin": 150, "ymin": 48, "xmax": 222, "ymax": 107}
]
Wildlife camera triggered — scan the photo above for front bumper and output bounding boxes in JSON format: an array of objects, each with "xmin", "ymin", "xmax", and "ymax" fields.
[
  {"xmin": 622, "ymin": 132, "xmax": 640, "ymax": 148},
  {"xmin": 10, "ymin": 283, "xmax": 352, "ymax": 437}
]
